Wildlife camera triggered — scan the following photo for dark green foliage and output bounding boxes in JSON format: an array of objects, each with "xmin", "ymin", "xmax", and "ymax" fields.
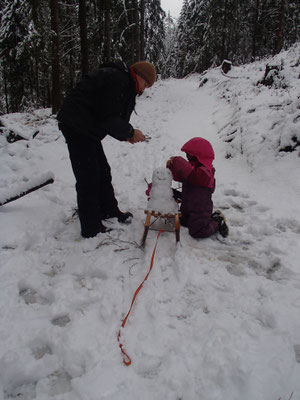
[
  {"xmin": 0, "ymin": 0, "xmax": 166, "ymax": 114},
  {"xmin": 143, "ymin": 0, "xmax": 166, "ymax": 70},
  {"xmin": 0, "ymin": 0, "xmax": 50, "ymax": 113},
  {"xmin": 0, "ymin": 0, "xmax": 299, "ymax": 112},
  {"xmin": 171, "ymin": 0, "xmax": 299, "ymax": 78}
]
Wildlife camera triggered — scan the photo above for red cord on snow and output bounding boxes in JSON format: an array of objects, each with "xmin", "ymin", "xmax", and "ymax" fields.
[{"xmin": 117, "ymin": 230, "xmax": 163, "ymax": 366}]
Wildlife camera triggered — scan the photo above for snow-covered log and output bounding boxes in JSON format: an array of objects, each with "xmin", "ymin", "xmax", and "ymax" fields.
[
  {"xmin": 0, "ymin": 118, "xmax": 39, "ymax": 143},
  {"xmin": 0, "ymin": 172, "xmax": 55, "ymax": 206}
]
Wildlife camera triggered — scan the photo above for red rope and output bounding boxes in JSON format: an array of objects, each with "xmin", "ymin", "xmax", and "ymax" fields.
[{"xmin": 117, "ymin": 230, "xmax": 163, "ymax": 366}]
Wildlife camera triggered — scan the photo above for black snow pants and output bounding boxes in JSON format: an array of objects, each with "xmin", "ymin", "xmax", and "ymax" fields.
[{"xmin": 60, "ymin": 125, "xmax": 118, "ymax": 238}]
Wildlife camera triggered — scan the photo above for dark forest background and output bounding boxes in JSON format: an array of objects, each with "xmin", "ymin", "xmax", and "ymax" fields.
[{"xmin": 0, "ymin": 0, "xmax": 299, "ymax": 114}]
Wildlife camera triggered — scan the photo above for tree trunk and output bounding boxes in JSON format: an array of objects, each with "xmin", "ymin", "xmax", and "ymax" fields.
[
  {"xmin": 29, "ymin": 0, "xmax": 39, "ymax": 105},
  {"xmin": 252, "ymin": 0, "xmax": 260, "ymax": 60},
  {"xmin": 124, "ymin": 0, "xmax": 135, "ymax": 64},
  {"xmin": 220, "ymin": 0, "xmax": 228, "ymax": 62},
  {"xmin": 79, "ymin": 0, "xmax": 89, "ymax": 75},
  {"xmin": 133, "ymin": 0, "xmax": 140, "ymax": 61},
  {"xmin": 103, "ymin": 0, "xmax": 112, "ymax": 62},
  {"xmin": 35, "ymin": 59, "xmax": 40, "ymax": 103},
  {"xmin": 50, "ymin": 0, "xmax": 61, "ymax": 114},
  {"xmin": 140, "ymin": 0, "xmax": 145, "ymax": 59},
  {"xmin": 274, "ymin": 0, "xmax": 285, "ymax": 54},
  {"xmin": 3, "ymin": 67, "xmax": 9, "ymax": 114}
]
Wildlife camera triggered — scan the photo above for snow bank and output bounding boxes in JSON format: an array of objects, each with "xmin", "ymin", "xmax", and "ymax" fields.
[
  {"xmin": 200, "ymin": 42, "xmax": 300, "ymax": 168},
  {"xmin": 0, "ymin": 46, "xmax": 300, "ymax": 400}
]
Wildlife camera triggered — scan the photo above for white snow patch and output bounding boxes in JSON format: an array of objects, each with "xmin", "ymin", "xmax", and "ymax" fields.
[{"xmin": 1, "ymin": 44, "xmax": 300, "ymax": 400}]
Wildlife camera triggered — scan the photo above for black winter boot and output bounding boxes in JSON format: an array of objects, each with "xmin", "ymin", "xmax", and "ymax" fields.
[
  {"xmin": 82, "ymin": 221, "xmax": 110, "ymax": 238},
  {"xmin": 212, "ymin": 210, "xmax": 229, "ymax": 238},
  {"xmin": 102, "ymin": 209, "xmax": 133, "ymax": 224},
  {"xmin": 116, "ymin": 211, "xmax": 133, "ymax": 223}
]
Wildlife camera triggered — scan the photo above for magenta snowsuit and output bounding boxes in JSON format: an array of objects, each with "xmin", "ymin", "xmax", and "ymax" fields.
[{"xmin": 168, "ymin": 138, "xmax": 219, "ymax": 238}]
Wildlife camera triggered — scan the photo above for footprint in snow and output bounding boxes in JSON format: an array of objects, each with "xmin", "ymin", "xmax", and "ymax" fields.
[
  {"xmin": 294, "ymin": 344, "xmax": 300, "ymax": 363},
  {"xmin": 231, "ymin": 202, "xmax": 245, "ymax": 212},
  {"xmin": 4, "ymin": 382, "xmax": 37, "ymax": 400},
  {"xmin": 223, "ymin": 188, "xmax": 249, "ymax": 198},
  {"xmin": 221, "ymin": 188, "xmax": 259, "ymax": 213},
  {"xmin": 247, "ymin": 257, "xmax": 282, "ymax": 280},
  {"xmin": 218, "ymin": 252, "xmax": 248, "ymax": 277},
  {"xmin": 31, "ymin": 344, "xmax": 52, "ymax": 360},
  {"xmin": 275, "ymin": 218, "xmax": 300, "ymax": 234},
  {"xmin": 255, "ymin": 205, "xmax": 270, "ymax": 212},
  {"xmin": 39, "ymin": 370, "xmax": 72, "ymax": 397},
  {"xmin": 19, "ymin": 288, "xmax": 52, "ymax": 305},
  {"xmin": 51, "ymin": 315, "xmax": 71, "ymax": 327}
]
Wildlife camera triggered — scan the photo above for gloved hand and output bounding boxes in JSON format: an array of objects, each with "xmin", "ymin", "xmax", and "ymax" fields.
[
  {"xmin": 172, "ymin": 188, "xmax": 182, "ymax": 201},
  {"xmin": 145, "ymin": 182, "xmax": 152, "ymax": 196}
]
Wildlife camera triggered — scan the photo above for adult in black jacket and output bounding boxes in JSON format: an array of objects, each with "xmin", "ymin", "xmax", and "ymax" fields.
[{"xmin": 57, "ymin": 61, "xmax": 156, "ymax": 238}]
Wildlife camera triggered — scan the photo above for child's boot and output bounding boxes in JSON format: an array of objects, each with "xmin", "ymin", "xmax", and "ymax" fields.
[{"xmin": 212, "ymin": 210, "xmax": 229, "ymax": 238}]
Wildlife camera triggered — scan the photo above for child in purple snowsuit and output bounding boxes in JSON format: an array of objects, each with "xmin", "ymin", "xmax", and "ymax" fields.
[{"xmin": 167, "ymin": 137, "xmax": 228, "ymax": 238}]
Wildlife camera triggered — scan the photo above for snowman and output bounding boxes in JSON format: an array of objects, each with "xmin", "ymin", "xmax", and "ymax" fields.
[{"xmin": 147, "ymin": 166, "xmax": 178, "ymax": 214}]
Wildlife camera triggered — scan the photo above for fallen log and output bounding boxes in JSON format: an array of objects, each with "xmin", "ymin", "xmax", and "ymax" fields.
[
  {"xmin": 0, "ymin": 118, "xmax": 39, "ymax": 143},
  {"xmin": 0, "ymin": 172, "xmax": 55, "ymax": 206}
]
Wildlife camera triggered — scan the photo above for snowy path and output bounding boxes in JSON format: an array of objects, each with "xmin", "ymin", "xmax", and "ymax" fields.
[{"xmin": 1, "ymin": 77, "xmax": 300, "ymax": 400}]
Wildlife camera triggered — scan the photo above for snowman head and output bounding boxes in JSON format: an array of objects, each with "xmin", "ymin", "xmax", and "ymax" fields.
[{"xmin": 152, "ymin": 167, "xmax": 172, "ymax": 186}]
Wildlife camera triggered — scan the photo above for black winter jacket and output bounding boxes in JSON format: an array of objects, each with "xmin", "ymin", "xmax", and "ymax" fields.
[{"xmin": 57, "ymin": 62, "xmax": 136, "ymax": 141}]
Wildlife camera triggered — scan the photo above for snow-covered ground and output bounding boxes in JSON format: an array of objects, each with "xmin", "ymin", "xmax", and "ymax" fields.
[{"xmin": 0, "ymin": 44, "xmax": 300, "ymax": 400}]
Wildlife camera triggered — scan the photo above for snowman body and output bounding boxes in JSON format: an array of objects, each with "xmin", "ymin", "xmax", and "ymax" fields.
[{"xmin": 147, "ymin": 167, "xmax": 178, "ymax": 214}]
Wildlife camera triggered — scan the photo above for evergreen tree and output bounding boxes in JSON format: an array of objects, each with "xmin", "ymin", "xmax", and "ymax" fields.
[
  {"xmin": 79, "ymin": 0, "xmax": 89, "ymax": 74},
  {"xmin": 50, "ymin": 0, "xmax": 61, "ymax": 114},
  {"xmin": 140, "ymin": 0, "xmax": 145, "ymax": 59},
  {"xmin": 0, "ymin": 0, "xmax": 44, "ymax": 112},
  {"xmin": 143, "ymin": 0, "xmax": 166, "ymax": 68},
  {"xmin": 58, "ymin": 1, "xmax": 81, "ymax": 92},
  {"xmin": 161, "ymin": 12, "xmax": 177, "ymax": 77},
  {"xmin": 108, "ymin": 0, "xmax": 165, "ymax": 66},
  {"xmin": 0, "ymin": 0, "xmax": 298, "ymax": 113},
  {"xmin": 106, "ymin": 0, "xmax": 136, "ymax": 63},
  {"xmin": 285, "ymin": 0, "xmax": 299, "ymax": 49},
  {"xmin": 200, "ymin": 0, "xmax": 241, "ymax": 69},
  {"xmin": 172, "ymin": 0, "xmax": 299, "ymax": 76},
  {"xmin": 174, "ymin": 0, "xmax": 190, "ymax": 77}
]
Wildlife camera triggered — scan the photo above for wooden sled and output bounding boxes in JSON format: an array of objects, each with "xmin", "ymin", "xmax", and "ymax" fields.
[{"xmin": 141, "ymin": 210, "xmax": 182, "ymax": 247}]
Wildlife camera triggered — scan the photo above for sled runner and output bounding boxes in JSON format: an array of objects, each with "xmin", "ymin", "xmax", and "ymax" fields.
[{"xmin": 141, "ymin": 210, "xmax": 182, "ymax": 247}]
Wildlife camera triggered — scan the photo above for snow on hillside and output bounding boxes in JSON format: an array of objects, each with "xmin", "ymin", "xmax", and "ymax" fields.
[
  {"xmin": 201, "ymin": 42, "xmax": 300, "ymax": 167},
  {"xmin": 0, "ymin": 45, "xmax": 300, "ymax": 400}
]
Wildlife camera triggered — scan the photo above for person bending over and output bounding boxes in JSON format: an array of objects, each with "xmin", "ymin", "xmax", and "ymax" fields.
[{"xmin": 57, "ymin": 61, "xmax": 156, "ymax": 238}]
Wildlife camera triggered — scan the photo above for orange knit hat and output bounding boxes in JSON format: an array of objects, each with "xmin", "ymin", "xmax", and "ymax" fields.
[{"xmin": 131, "ymin": 61, "xmax": 156, "ymax": 87}]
